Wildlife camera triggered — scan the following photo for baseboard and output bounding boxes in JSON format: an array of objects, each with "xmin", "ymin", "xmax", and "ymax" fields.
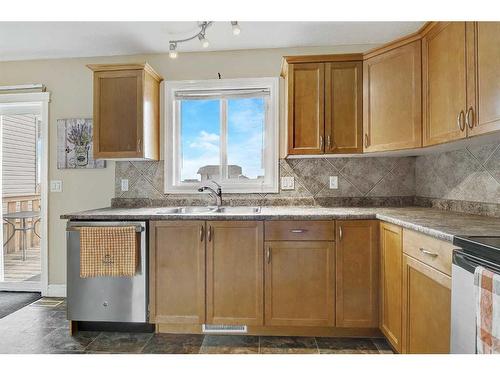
[{"xmin": 46, "ymin": 284, "xmax": 66, "ymax": 297}]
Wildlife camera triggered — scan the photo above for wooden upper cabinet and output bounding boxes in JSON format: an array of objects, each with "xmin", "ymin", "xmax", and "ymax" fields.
[
  {"xmin": 379, "ymin": 222, "xmax": 403, "ymax": 353},
  {"xmin": 423, "ymin": 22, "xmax": 468, "ymax": 146},
  {"xmin": 286, "ymin": 62, "xmax": 325, "ymax": 155},
  {"xmin": 335, "ymin": 220, "xmax": 379, "ymax": 328},
  {"xmin": 282, "ymin": 55, "xmax": 364, "ymax": 156},
  {"xmin": 206, "ymin": 221, "xmax": 264, "ymax": 326},
  {"xmin": 325, "ymin": 62, "xmax": 363, "ymax": 153},
  {"xmin": 264, "ymin": 240, "xmax": 335, "ymax": 327},
  {"xmin": 363, "ymin": 41, "xmax": 422, "ymax": 152},
  {"xmin": 88, "ymin": 63, "xmax": 162, "ymax": 159},
  {"xmin": 467, "ymin": 22, "xmax": 500, "ymax": 136},
  {"xmin": 402, "ymin": 255, "xmax": 451, "ymax": 354},
  {"xmin": 149, "ymin": 221, "xmax": 205, "ymax": 324}
]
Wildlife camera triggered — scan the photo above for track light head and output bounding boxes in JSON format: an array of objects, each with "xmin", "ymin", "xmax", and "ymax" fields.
[
  {"xmin": 199, "ymin": 34, "xmax": 210, "ymax": 48},
  {"xmin": 169, "ymin": 43, "xmax": 178, "ymax": 59},
  {"xmin": 231, "ymin": 21, "xmax": 241, "ymax": 36}
]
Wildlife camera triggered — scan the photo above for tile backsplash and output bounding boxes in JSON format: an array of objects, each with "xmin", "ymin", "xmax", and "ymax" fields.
[
  {"xmin": 114, "ymin": 156, "xmax": 416, "ymax": 207},
  {"xmin": 113, "ymin": 141, "xmax": 500, "ymax": 216},
  {"xmin": 415, "ymin": 142, "xmax": 500, "ymax": 204}
]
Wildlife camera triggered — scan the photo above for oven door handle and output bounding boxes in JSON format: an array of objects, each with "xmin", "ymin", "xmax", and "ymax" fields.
[{"xmin": 453, "ymin": 250, "xmax": 500, "ymax": 274}]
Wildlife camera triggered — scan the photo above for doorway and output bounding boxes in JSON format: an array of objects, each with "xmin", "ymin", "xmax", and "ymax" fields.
[{"xmin": 0, "ymin": 92, "xmax": 49, "ymax": 293}]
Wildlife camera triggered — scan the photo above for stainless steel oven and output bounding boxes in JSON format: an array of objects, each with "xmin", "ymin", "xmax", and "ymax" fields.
[
  {"xmin": 66, "ymin": 221, "xmax": 148, "ymax": 323},
  {"xmin": 451, "ymin": 236, "xmax": 500, "ymax": 354}
]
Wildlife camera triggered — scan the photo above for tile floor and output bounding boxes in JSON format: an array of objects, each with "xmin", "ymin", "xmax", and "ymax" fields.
[{"xmin": 0, "ymin": 298, "xmax": 394, "ymax": 354}]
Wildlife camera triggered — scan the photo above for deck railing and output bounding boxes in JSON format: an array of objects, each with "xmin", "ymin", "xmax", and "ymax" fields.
[{"xmin": 2, "ymin": 194, "xmax": 41, "ymax": 253}]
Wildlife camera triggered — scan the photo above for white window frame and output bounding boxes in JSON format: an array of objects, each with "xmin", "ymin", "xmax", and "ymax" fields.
[{"xmin": 164, "ymin": 77, "xmax": 279, "ymax": 193}]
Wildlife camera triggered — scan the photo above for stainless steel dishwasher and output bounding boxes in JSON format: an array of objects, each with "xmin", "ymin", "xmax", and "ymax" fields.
[{"xmin": 66, "ymin": 221, "xmax": 148, "ymax": 323}]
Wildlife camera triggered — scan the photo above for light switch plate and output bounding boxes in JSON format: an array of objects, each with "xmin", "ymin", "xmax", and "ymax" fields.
[
  {"xmin": 50, "ymin": 180, "xmax": 63, "ymax": 192},
  {"xmin": 329, "ymin": 176, "xmax": 338, "ymax": 189},
  {"xmin": 281, "ymin": 176, "xmax": 295, "ymax": 190},
  {"xmin": 121, "ymin": 179, "xmax": 129, "ymax": 192}
]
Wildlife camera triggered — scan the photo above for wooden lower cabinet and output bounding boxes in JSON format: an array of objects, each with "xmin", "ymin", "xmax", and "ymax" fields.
[
  {"xmin": 264, "ymin": 241, "xmax": 335, "ymax": 327},
  {"xmin": 402, "ymin": 255, "xmax": 451, "ymax": 354},
  {"xmin": 335, "ymin": 220, "xmax": 379, "ymax": 328},
  {"xmin": 206, "ymin": 221, "xmax": 264, "ymax": 326},
  {"xmin": 149, "ymin": 221, "xmax": 205, "ymax": 324},
  {"xmin": 379, "ymin": 222, "xmax": 403, "ymax": 352}
]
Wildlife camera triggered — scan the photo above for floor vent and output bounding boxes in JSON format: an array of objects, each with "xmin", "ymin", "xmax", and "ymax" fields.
[{"xmin": 202, "ymin": 324, "xmax": 247, "ymax": 334}]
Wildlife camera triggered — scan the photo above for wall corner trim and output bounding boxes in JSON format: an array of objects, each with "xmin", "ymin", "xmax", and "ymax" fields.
[{"xmin": 46, "ymin": 284, "xmax": 67, "ymax": 298}]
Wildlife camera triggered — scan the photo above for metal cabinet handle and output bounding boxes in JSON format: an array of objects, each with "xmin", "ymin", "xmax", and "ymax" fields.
[
  {"xmin": 457, "ymin": 110, "xmax": 465, "ymax": 131},
  {"xmin": 266, "ymin": 247, "xmax": 271, "ymax": 263},
  {"xmin": 290, "ymin": 229, "xmax": 307, "ymax": 233},
  {"xmin": 200, "ymin": 225, "xmax": 205, "ymax": 242},
  {"xmin": 319, "ymin": 135, "xmax": 324, "ymax": 150},
  {"xmin": 339, "ymin": 226, "xmax": 343, "ymax": 241},
  {"xmin": 419, "ymin": 248, "xmax": 438, "ymax": 257},
  {"xmin": 137, "ymin": 138, "xmax": 142, "ymax": 152},
  {"xmin": 466, "ymin": 107, "xmax": 474, "ymax": 129},
  {"xmin": 208, "ymin": 225, "xmax": 212, "ymax": 242},
  {"xmin": 326, "ymin": 135, "xmax": 331, "ymax": 150},
  {"xmin": 364, "ymin": 134, "xmax": 369, "ymax": 148}
]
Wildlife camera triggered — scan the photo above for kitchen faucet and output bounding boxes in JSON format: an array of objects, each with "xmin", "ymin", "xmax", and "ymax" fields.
[{"xmin": 198, "ymin": 181, "xmax": 223, "ymax": 208}]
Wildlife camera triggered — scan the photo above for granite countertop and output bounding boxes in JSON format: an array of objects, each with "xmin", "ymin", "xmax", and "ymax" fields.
[{"xmin": 61, "ymin": 206, "xmax": 500, "ymax": 243}]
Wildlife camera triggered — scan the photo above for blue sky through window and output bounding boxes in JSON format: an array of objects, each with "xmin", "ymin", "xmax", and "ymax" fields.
[{"xmin": 180, "ymin": 97, "xmax": 265, "ymax": 182}]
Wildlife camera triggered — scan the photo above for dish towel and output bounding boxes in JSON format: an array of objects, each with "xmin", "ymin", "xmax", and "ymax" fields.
[
  {"xmin": 80, "ymin": 226, "xmax": 138, "ymax": 278},
  {"xmin": 474, "ymin": 265, "xmax": 500, "ymax": 354}
]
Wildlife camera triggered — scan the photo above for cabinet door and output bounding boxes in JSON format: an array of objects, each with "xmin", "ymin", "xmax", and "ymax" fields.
[
  {"xmin": 423, "ymin": 22, "xmax": 468, "ymax": 146},
  {"xmin": 93, "ymin": 69, "xmax": 143, "ymax": 158},
  {"xmin": 363, "ymin": 41, "xmax": 422, "ymax": 152},
  {"xmin": 149, "ymin": 221, "xmax": 205, "ymax": 324},
  {"xmin": 206, "ymin": 221, "xmax": 264, "ymax": 325},
  {"xmin": 325, "ymin": 62, "xmax": 362, "ymax": 154},
  {"xmin": 264, "ymin": 241, "xmax": 335, "ymax": 327},
  {"xmin": 335, "ymin": 220, "xmax": 379, "ymax": 328},
  {"xmin": 287, "ymin": 63, "xmax": 325, "ymax": 155},
  {"xmin": 380, "ymin": 222, "xmax": 403, "ymax": 352},
  {"xmin": 402, "ymin": 255, "xmax": 451, "ymax": 354},
  {"xmin": 467, "ymin": 22, "xmax": 500, "ymax": 136}
]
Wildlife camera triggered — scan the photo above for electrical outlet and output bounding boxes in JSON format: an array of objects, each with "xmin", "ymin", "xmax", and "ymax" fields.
[
  {"xmin": 50, "ymin": 180, "xmax": 63, "ymax": 192},
  {"xmin": 280, "ymin": 176, "xmax": 295, "ymax": 190},
  {"xmin": 121, "ymin": 179, "xmax": 129, "ymax": 192},
  {"xmin": 329, "ymin": 176, "xmax": 338, "ymax": 189}
]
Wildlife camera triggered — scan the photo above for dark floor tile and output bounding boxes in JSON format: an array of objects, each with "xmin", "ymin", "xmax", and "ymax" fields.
[
  {"xmin": 40, "ymin": 328, "xmax": 100, "ymax": 353},
  {"xmin": 316, "ymin": 337, "xmax": 379, "ymax": 354},
  {"xmin": 0, "ymin": 326, "xmax": 55, "ymax": 354},
  {"xmin": 141, "ymin": 334, "xmax": 204, "ymax": 354},
  {"xmin": 199, "ymin": 335, "xmax": 259, "ymax": 354},
  {"xmin": 260, "ymin": 336, "xmax": 318, "ymax": 354},
  {"xmin": 85, "ymin": 332, "xmax": 153, "ymax": 353},
  {"xmin": 372, "ymin": 338, "xmax": 395, "ymax": 354}
]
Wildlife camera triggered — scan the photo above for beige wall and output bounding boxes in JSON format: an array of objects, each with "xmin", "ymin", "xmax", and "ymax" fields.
[{"xmin": 0, "ymin": 44, "xmax": 374, "ymax": 286}]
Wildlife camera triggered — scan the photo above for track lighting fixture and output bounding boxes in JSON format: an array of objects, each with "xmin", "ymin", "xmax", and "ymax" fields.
[{"xmin": 168, "ymin": 21, "xmax": 240, "ymax": 59}]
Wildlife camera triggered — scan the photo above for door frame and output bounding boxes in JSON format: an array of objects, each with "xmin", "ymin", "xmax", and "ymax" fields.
[{"xmin": 0, "ymin": 92, "xmax": 50, "ymax": 294}]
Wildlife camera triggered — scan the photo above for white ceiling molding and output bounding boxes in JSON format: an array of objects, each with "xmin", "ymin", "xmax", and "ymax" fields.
[{"xmin": 0, "ymin": 21, "xmax": 425, "ymax": 62}]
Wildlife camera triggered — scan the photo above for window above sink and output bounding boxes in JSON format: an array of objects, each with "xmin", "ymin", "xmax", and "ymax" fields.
[{"xmin": 164, "ymin": 77, "xmax": 279, "ymax": 194}]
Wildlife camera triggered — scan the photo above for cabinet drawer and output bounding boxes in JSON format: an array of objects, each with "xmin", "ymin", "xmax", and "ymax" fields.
[
  {"xmin": 265, "ymin": 221, "xmax": 335, "ymax": 241},
  {"xmin": 402, "ymin": 229, "xmax": 453, "ymax": 276}
]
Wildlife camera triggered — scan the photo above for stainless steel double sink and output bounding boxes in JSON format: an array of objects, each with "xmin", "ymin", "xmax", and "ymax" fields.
[{"xmin": 155, "ymin": 206, "xmax": 261, "ymax": 215}]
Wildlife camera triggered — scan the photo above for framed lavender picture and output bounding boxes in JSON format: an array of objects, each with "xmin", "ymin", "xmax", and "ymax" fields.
[{"xmin": 57, "ymin": 118, "xmax": 105, "ymax": 169}]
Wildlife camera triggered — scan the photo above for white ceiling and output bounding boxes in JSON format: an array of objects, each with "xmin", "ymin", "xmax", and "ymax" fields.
[{"xmin": 0, "ymin": 21, "xmax": 425, "ymax": 62}]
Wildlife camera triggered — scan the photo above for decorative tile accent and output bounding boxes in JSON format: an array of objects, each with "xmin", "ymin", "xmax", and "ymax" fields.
[{"xmin": 415, "ymin": 142, "xmax": 500, "ymax": 205}]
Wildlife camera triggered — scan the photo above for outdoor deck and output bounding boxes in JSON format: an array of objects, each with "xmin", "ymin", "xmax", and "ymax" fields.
[{"xmin": 2, "ymin": 247, "xmax": 40, "ymax": 282}]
